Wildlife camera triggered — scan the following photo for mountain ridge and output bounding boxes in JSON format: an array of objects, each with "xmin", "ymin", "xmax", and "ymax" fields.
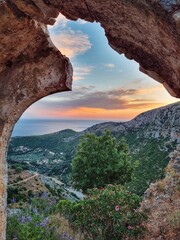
[
  {"xmin": 84, "ymin": 101, "xmax": 180, "ymax": 141},
  {"xmin": 8, "ymin": 102, "xmax": 180, "ymax": 195}
]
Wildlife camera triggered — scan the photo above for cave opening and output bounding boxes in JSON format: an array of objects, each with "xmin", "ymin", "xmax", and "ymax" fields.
[
  {"xmin": 6, "ymin": 15, "xmax": 179, "ymax": 239},
  {"xmin": 12, "ymin": 14, "xmax": 178, "ymax": 132},
  {"xmin": 0, "ymin": 0, "xmax": 179, "ymax": 239},
  {"xmin": 8, "ymin": 13, "xmax": 178, "ymax": 192}
]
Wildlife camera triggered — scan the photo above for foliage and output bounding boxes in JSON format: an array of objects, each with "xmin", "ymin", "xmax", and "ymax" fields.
[
  {"xmin": 72, "ymin": 131, "xmax": 137, "ymax": 192},
  {"xmin": 7, "ymin": 192, "xmax": 74, "ymax": 240},
  {"xmin": 8, "ymin": 125, "xmax": 175, "ymax": 195},
  {"xmin": 57, "ymin": 185, "xmax": 147, "ymax": 240},
  {"xmin": 7, "ymin": 186, "xmax": 26, "ymax": 204},
  {"xmin": 126, "ymin": 137, "xmax": 173, "ymax": 195},
  {"xmin": 8, "ymin": 129, "xmax": 78, "ymax": 184},
  {"xmin": 15, "ymin": 166, "xmax": 23, "ymax": 173}
]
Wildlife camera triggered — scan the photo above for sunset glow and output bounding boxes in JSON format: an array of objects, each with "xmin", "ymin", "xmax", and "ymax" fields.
[{"xmin": 21, "ymin": 14, "xmax": 178, "ymax": 121}]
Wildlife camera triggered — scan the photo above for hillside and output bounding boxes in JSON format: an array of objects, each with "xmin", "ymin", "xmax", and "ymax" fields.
[
  {"xmin": 8, "ymin": 167, "xmax": 81, "ymax": 208},
  {"xmin": 8, "ymin": 102, "xmax": 180, "ymax": 195},
  {"xmin": 140, "ymin": 145, "xmax": 180, "ymax": 239}
]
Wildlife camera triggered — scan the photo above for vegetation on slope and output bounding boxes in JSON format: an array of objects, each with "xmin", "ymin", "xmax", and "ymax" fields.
[
  {"xmin": 8, "ymin": 103, "xmax": 180, "ymax": 194},
  {"xmin": 8, "ymin": 130, "xmax": 175, "ymax": 195},
  {"xmin": 57, "ymin": 186, "xmax": 147, "ymax": 240}
]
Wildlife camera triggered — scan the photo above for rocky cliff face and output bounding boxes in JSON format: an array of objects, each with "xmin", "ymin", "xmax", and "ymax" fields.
[
  {"xmin": 0, "ymin": 2, "xmax": 73, "ymax": 237},
  {"xmin": 0, "ymin": 0, "xmax": 180, "ymax": 239},
  {"xmin": 50, "ymin": 0, "xmax": 180, "ymax": 96},
  {"xmin": 140, "ymin": 145, "xmax": 180, "ymax": 240},
  {"xmin": 86, "ymin": 102, "xmax": 180, "ymax": 142}
]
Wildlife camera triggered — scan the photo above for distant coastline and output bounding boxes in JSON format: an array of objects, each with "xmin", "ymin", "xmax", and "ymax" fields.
[{"xmin": 12, "ymin": 118, "xmax": 107, "ymax": 137}]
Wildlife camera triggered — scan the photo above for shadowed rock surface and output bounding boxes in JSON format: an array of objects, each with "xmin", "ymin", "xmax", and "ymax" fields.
[
  {"xmin": 0, "ymin": 1, "xmax": 73, "ymax": 238},
  {"xmin": 50, "ymin": 0, "xmax": 180, "ymax": 96}
]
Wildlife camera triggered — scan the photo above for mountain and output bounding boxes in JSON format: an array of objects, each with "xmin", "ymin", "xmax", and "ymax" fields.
[
  {"xmin": 8, "ymin": 102, "xmax": 180, "ymax": 195},
  {"xmin": 85, "ymin": 101, "xmax": 180, "ymax": 140}
]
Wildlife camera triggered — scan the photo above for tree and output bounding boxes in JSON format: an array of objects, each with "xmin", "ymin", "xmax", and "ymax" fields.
[{"xmin": 72, "ymin": 131, "xmax": 137, "ymax": 192}]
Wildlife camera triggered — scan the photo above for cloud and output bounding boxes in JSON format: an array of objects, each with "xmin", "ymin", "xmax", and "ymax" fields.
[
  {"xmin": 55, "ymin": 14, "xmax": 69, "ymax": 27},
  {"xmin": 56, "ymin": 95, "xmax": 128, "ymax": 110},
  {"xmin": 105, "ymin": 63, "xmax": 115, "ymax": 68},
  {"xmin": 106, "ymin": 89, "xmax": 138, "ymax": 97},
  {"xmin": 50, "ymin": 29, "xmax": 92, "ymax": 58},
  {"xmin": 78, "ymin": 19, "xmax": 87, "ymax": 25},
  {"xmin": 73, "ymin": 66, "xmax": 94, "ymax": 81},
  {"xmin": 24, "ymin": 84, "xmax": 168, "ymax": 120},
  {"xmin": 38, "ymin": 86, "xmax": 159, "ymax": 111},
  {"xmin": 42, "ymin": 85, "xmax": 96, "ymax": 102}
]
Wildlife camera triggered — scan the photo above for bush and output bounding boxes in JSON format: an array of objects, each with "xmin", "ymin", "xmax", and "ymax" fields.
[
  {"xmin": 57, "ymin": 185, "xmax": 147, "ymax": 240},
  {"xmin": 28, "ymin": 190, "xmax": 33, "ymax": 197},
  {"xmin": 7, "ymin": 186, "xmax": 26, "ymax": 204},
  {"xmin": 7, "ymin": 192, "xmax": 74, "ymax": 240},
  {"xmin": 14, "ymin": 165, "xmax": 23, "ymax": 173}
]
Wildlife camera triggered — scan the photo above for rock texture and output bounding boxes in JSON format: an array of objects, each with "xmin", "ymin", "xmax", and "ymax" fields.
[
  {"xmin": 0, "ymin": 1, "xmax": 72, "ymax": 239},
  {"xmin": 140, "ymin": 145, "xmax": 180, "ymax": 240},
  {"xmin": 50, "ymin": 0, "xmax": 180, "ymax": 97},
  {"xmin": 0, "ymin": 0, "xmax": 180, "ymax": 239},
  {"xmin": 86, "ymin": 102, "xmax": 180, "ymax": 142}
]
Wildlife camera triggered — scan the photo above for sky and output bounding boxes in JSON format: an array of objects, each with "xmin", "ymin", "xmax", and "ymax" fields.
[{"xmin": 22, "ymin": 14, "xmax": 178, "ymax": 121}]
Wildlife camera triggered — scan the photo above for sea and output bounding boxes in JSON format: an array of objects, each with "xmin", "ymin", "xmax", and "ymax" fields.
[{"xmin": 11, "ymin": 119, "xmax": 105, "ymax": 137}]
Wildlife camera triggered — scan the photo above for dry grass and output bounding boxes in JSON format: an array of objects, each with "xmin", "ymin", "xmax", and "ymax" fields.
[
  {"xmin": 50, "ymin": 214, "xmax": 84, "ymax": 240},
  {"xmin": 8, "ymin": 169, "xmax": 50, "ymax": 206},
  {"xmin": 156, "ymin": 180, "xmax": 165, "ymax": 193},
  {"xmin": 167, "ymin": 211, "xmax": 180, "ymax": 230}
]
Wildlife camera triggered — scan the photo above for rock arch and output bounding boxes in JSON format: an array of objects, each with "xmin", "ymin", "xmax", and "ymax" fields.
[{"xmin": 0, "ymin": 0, "xmax": 179, "ymax": 239}]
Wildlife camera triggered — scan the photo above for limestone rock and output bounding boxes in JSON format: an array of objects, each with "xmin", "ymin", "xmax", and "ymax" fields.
[
  {"xmin": 0, "ymin": 1, "xmax": 73, "ymax": 130},
  {"xmin": 85, "ymin": 102, "xmax": 180, "ymax": 142},
  {"xmin": 0, "ymin": 1, "xmax": 180, "ymax": 239},
  {"xmin": 49, "ymin": 0, "xmax": 180, "ymax": 97},
  {"xmin": 140, "ymin": 146, "xmax": 180, "ymax": 240},
  {"xmin": 0, "ymin": 2, "xmax": 72, "ymax": 239}
]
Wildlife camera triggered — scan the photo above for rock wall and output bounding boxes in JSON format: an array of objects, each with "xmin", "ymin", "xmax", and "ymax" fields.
[
  {"xmin": 0, "ymin": 1, "xmax": 72, "ymax": 239},
  {"xmin": 140, "ymin": 145, "xmax": 180, "ymax": 240},
  {"xmin": 50, "ymin": 0, "xmax": 180, "ymax": 97},
  {"xmin": 0, "ymin": 0, "xmax": 180, "ymax": 239}
]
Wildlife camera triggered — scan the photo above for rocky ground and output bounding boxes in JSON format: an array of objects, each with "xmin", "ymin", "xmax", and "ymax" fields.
[{"xmin": 140, "ymin": 145, "xmax": 180, "ymax": 240}]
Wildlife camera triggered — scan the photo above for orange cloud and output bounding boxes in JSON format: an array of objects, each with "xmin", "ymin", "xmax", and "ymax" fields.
[
  {"xmin": 50, "ymin": 29, "xmax": 92, "ymax": 58},
  {"xmin": 27, "ymin": 101, "xmax": 165, "ymax": 121},
  {"xmin": 23, "ymin": 84, "xmax": 178, "ymax": 121}
]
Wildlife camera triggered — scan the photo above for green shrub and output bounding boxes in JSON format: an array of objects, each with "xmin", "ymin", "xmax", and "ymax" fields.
[
  {"xmin": 7, "ymin": 186, "xmax": 25, "ymax": 203},
  {"xmin": 28, "ymin": 190, "xmax": 33, "ymax": 197},
  {"xmin": 15, "ymin": 166, "xmax": 23, "ymax": 173},
  {"xmin": 57, "ymin": 185, "xmax": 147, "ymax": 240},
  {"xmin": 7, "ymin": 193, "xmax": 73, "ymax": 240}
]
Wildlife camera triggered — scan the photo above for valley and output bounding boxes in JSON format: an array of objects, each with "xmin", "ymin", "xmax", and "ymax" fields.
[{"xmin": 8, "ymin": 102, "xmax": 180, "ymax": 197}]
